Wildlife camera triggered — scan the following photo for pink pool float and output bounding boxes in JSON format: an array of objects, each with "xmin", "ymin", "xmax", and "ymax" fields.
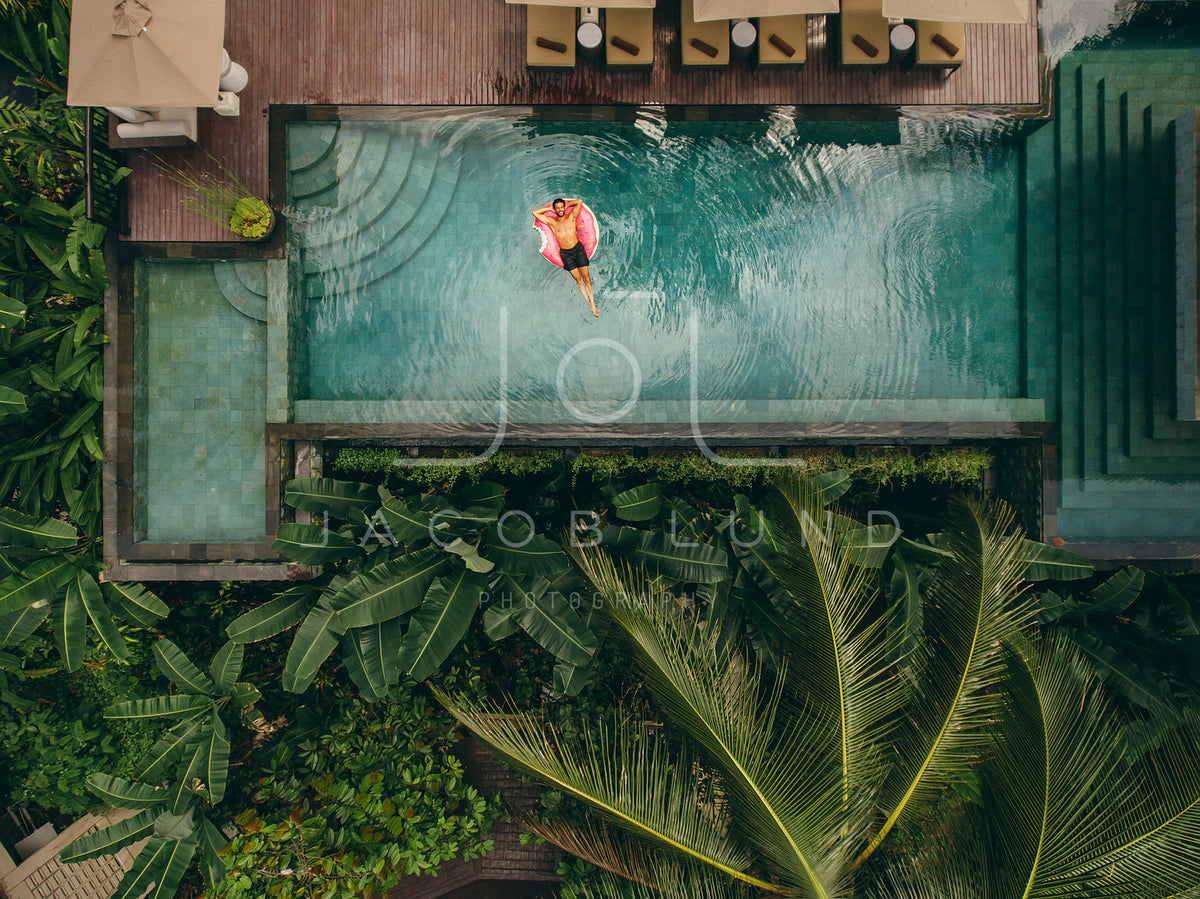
[{"xmin": 535, "ymin": 201, "xmax": 600, "ymax": 267}]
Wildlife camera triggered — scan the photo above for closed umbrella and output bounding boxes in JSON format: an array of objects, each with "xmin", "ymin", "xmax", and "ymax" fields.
[
  {"xmin": 880, "ymin": 0, "xmax": 1028, "ymax": 22},
  {"xmin": 691, "ymin": 0, "xmax": 839, "ymax": 19},
  {"xmin": 66, "ymin": 0, "xmax": 227, "ymax": 108}
]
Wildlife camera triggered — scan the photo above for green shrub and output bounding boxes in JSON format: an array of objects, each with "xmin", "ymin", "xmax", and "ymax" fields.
[
  {"xmin": 331, "ymin": 446, "xmax": 993, "ymax": 496},
  {"xmin": 213, "ymin": 680, "xmax": 502, "ymax": 898}
]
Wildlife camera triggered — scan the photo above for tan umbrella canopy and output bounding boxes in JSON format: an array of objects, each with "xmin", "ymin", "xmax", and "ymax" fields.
[
  {"xmin": 692, "ymin": 0, "xmax": 838, "ymax": 20},
  {"xmin": 507, "ymin": 0, "xmax": 655, "ymax": 6},
  {"xmin": 66, "ymin": 0, "xmax": 227, "ymax": 108},
  {"xmin": 881, "ymin": 0, "xmax": 1027, "ymax": 22}
]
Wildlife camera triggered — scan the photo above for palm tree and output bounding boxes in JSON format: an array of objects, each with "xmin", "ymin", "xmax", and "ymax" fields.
[{"xmin": 435, "ymin": 475, "xmax": 1200, "ymax": 898}]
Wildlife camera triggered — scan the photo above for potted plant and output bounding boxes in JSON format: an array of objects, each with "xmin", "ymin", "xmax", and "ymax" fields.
[{"xmin": 153, "ymin": 154, "xmax": 275, "ymax": 240}]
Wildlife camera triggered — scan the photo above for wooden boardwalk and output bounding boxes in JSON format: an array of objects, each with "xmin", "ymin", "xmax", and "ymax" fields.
[{"xmin": 125, "ymin": 0, "xmax": 1041, "ymax": 242}]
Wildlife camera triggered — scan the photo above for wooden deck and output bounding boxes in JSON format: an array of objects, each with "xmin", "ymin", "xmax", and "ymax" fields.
[{"xmin": 125, "ymin": 0, "xmax": 1041, "ymax": 242}]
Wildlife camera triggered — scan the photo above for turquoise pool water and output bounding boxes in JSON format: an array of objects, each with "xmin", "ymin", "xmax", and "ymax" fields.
[{"xmin": 286, "ymin": 113, "xmax": 1025, "ymax": 425}]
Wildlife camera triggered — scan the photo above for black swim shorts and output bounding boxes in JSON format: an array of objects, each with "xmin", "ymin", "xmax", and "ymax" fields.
[{"xmin": 561, "ymin": 241, "xmax": 590, "ymax": 272}]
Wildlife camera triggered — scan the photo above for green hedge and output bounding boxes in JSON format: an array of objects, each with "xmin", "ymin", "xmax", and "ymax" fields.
[{"xmin": 331, "ymin": 445, "xmax": 994, "ymax": 495}]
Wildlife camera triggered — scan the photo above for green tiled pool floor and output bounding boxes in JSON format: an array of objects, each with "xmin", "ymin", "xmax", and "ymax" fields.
[{"xmin": 136, "ymin": 261, "xmax": 267, "ymax": 544}]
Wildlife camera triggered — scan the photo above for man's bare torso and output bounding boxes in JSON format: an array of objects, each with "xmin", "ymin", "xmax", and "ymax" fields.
[{"xmin": 547, "ymin": 205, "xmax": 581, "ymax": 249}]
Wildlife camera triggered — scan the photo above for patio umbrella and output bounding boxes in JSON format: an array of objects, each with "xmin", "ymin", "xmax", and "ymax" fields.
[
  {"xmin": 66, "ymin": 0, "xmax": 227, "ymax": 108},
  {"xmin": 506, "ymin": 0, "xmax": 655, "ymax": 7},
  {"xmin": 880, "ymin": 0, "xmax": 1028, "ymax": 22},
  {"xmin": 691, "ymin": 0, "xmax": 839, "ymax": 20}
]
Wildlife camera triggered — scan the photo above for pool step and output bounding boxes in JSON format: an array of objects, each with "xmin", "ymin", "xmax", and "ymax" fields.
[
  {"xmin": 212, "ymin": 261, "xmax": 269, "ymax": 322},
  {"xmin": 287, "ymin": 123, "xmax": 340, "ymax": 172},
  {"xmin": 291, "ymin": 131, "xmax": 463, "ymax": 299},
  {"xmin": 1027, "ymin": 43, "xmax": 1200, "ymax": 545}
]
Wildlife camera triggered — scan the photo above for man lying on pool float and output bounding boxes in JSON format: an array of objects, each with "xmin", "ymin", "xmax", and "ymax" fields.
[{"xmin": 532, "ymin": 198, "xmax": 599, "ymax": 316}]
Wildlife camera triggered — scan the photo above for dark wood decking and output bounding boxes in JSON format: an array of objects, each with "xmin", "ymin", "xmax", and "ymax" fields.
[{"xmin": 125, "ymin": 0, "xmax": 1041, "ymax": 242}]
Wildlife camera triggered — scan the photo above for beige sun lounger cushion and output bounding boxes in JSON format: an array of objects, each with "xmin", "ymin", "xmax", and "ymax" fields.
[
  {"xmin": 914, "ymin": 20, "xmax": 965, "ymax": 67},
  {"xmin": 607, "ymin": 7, "xmax": 654, "ymax": 67},
  {"xmin": 681, "ymin": 0, "xmax": 730, "ymax": 66},
  {"xmin": 527, "ymin": 5, "xmax": 576, "ymax": 68},
  {"xmin": 756, "ymin": 14, "xmax": 807, "ymax": 65},
  {"xmin": 839, "ymin": 0, "xmax": 889, "ymax": 67}
]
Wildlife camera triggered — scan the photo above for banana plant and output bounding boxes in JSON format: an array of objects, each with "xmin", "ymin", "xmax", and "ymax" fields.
[
  {"xmin": 60, "ymin": 639, "xmax": 262, "ymax": 899},
  {"xmin": 0, "ymin": 506, "xmax": 167, "ymax": 669},
  {"xmin": 232, "ymin": 477, "xmax": 603, "ymax": 697}
]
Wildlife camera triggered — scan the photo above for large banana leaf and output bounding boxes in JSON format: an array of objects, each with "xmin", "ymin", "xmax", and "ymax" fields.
[
  {"xmin": 328, "ymin": 546, "xmax": 446, "ymax": 628},
  {"xmin": 225, "ymin": 586, "xmax": 316, "ymax": 643},
  {"xmin": 283, "ymin": 477, "xmax": 380, "ymax": 520},
  {"xmin": 281, "ymin": 602, "xmax": 345, "ymax": 693},
  {"xmin": 200, "ymin": 716, "xmax": 230, "ymax": 804},
  {"xmin": 504, "ymin": 575, "xmax": 598, "ymax": 667},
  {"xmin": 1020, "ymin": 540, "xmax": 1093, "ymax": 581},
  {"xmin": 0, "ymin": 555, "xmax": 73, "ymax": 615},
  {"xmin": 483, "ymin": 518, "xmax": 570, "ymax": 578},
  {"xmin": 1081, "ymin": 566, "xmax": 1145, "ymax": 616},
  {"xmin": 109, "ymin": 832, "xmax": 199, "ymax": 899},
  {"xmin": 270, "ymin": 523, "xmax": 359, "ymax": 565},
  {"xmin": 153, "ymin": 639, "xmax": 216, "ymax": 695},
  {"xmin": 61, "ymin": 809, "xmax": 157, "ymax": 862},
  {"xmin": 341, "ymin": 618, "xmax": 403, "ymax": 700},
  {"xmin": 75, "ymin": 568, "xmax": 127, "ymax": 661},
  {"xmin": 87, "ymin": 773, "xmax": 169, "ymax": 809},
  {"xmin": 612, "ymin": 483, "xmax": 663, "ymax": 522},
  {"xmin": 379, "ymin": 499, "xmax": 438, "ymax": 545},
  {"xmin": 0, "ymin": 602, "xmax": 50, "ymax": 645},
  {"xmin": 0, "ymin": 506, "xmax": 77, "ymax": 548},
  {"xmin": 397, "ymin": 568, "xmax": 489, "ymax": 681},
  {"xmin": 197, "ymin": 818, "xmax": 228, "ymax": 888},
  {"xmin": 137, "ymin": 718, "xmax": 206, "ymax": 782},
  {"xmin": 106, "ymin": 695, "xmax": 213, "ymax": 721},
  {"xmin": 53, "ymin": 587, "xmax": 87, "ymax": 671},
  {"xmin": 455, "ymin": 481, "xmax": 506, "ymax": 510},
  {"xmin": 857, "ymin": 498, "xmax": 1033, "ymax": 869},
  {"xmin": 102, "ymin": 581, "xmax": 169, "ymax": 628},
  {"xmin": 208, "ymin": 641, "xmax": 244, "ymax": 693}
]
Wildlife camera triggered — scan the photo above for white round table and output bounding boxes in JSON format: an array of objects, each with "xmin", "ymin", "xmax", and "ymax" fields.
[
  {"xmin": 731, "ymin": 19, "xmax": 758, "ymax": 49},
  {"xmin": 578, "ymin": 21, "xmax": 603, "ymax": 50},
  {"xmin": 889, "ymin": 23, "xmax": 915, "ymax": 53}
]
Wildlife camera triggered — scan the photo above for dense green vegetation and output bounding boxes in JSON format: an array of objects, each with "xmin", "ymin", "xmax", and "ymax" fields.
[{"xmin": 2, "ymin": 6, "xmax": 1198, "ymax": 899}]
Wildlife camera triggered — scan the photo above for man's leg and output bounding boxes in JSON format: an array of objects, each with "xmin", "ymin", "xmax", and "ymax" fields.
[
  {"xmin": 569, "ymin": 268, "xmax": 599, "ymax": 316},
  {"xmin": 579, "ymin": 266, "xmax": 596, "ymax": 311}
]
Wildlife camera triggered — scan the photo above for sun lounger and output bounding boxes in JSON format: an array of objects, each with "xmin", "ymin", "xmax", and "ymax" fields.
[
  {"xmin": 681, "ymin": 0, "xmax": 730, "ymax": 67},
  {"xmin": 606, "ymin": 7, "xmax": 654, "ymax": 67},
  {"xmin": 838, "ymin": 0, "xmax": 889, "ymax": 67},
  {"xmin": 527, "ymin": 5, "xmax": 577, "ymax": 69},
  {"xmin": 756, "ymin": 14, "xmax": 807, "ymax": 66},
  {"xmin": 913, "ymin": 20, "xmax": 965, "ymax": 68}
]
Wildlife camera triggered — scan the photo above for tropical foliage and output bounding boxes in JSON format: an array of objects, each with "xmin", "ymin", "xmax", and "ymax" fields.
[
  {"xmin": 213, "ymin": 680, "xmax": 501, "ymax": 898},
  {"xmin": 437, "ymin": 473, "xmax": 1200, "ymax": 899},
  {"xmin": 0, "ymin": 2, "xmax": 126, "ymax": 538},
  {"xmin": 231, "ymin": 477, "xmax": 607, "ymax": 697},
  {"xmin": 60, "ymin": 639, "xmax": 264, "ymax": 899},
  {"xmin": 1037, "ymin": 566, "xmax": 1200, "ymax": 712}
]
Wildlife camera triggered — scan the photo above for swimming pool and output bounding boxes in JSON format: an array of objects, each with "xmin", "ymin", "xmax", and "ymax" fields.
[{"xmin": 286, "ymin": 111, "xmax": 1036, "ymax": 426}]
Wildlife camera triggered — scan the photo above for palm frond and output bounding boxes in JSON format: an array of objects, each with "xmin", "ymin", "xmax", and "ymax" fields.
[
  {"xmin": 1077, "ymin": 709, "xmax": 1200, "ymax": 897},
  {"xmin": 532, "ymin": 813, "xmax": 767, "ymax": 899},
  {"xmin": 431, "ymin": 686, "xmax": 777, "ymax": 893},
  {"xmin": 981, "ymin": 635, "xmax": 1146, "ymax": 899},
  {"xmin": 569, "ymin": 546, "xmax": 850, "ymax": 899},
  {"xmin": 857, "ymin": 497, "xmax": 1034, "ymax": 868},
  {"xmin": 746, "ymin": 475, "xmax": 906, "ymax": 800}
]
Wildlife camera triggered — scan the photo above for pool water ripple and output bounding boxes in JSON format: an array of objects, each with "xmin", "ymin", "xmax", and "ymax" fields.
[{"xmin": 287, "ymin": 115, "xmax": 1020, "ymax": 423}]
